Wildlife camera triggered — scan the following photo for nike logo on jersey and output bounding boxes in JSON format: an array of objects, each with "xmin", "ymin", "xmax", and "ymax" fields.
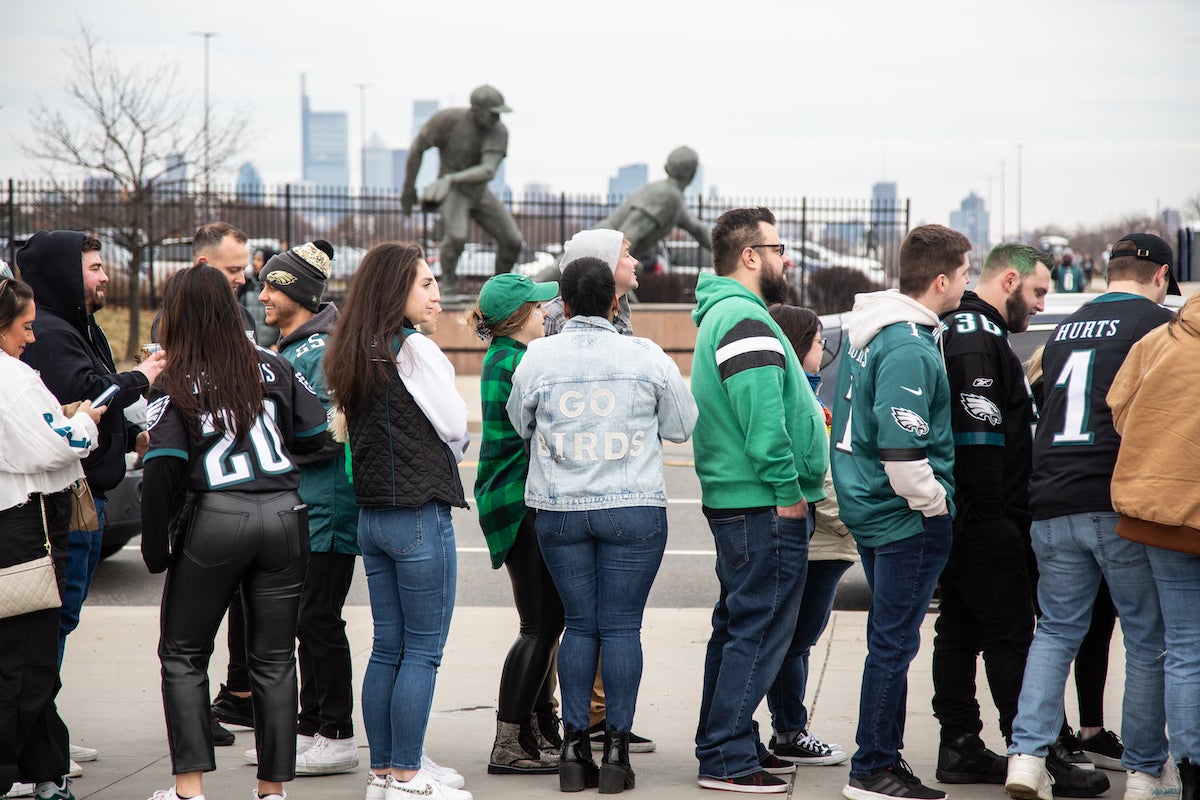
[
  {"xmin": 891, "ymin": 407, "xmax": 929, "ymax": 436},
  {"xmin": 900, "ymin": 386, "xmax": 923, "ymax": 396},
  {"xmin": 960, "ymin": 393, "xmax": 1002, "ymax": 426}
]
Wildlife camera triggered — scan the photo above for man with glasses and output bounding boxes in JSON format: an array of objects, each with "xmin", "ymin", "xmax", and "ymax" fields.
[
  {"xmin": 691, "ymin": 207, "xmax": 829, "ymax": 793},
  {"xmin": 831, "ymin": 224, "xmax": 971, "ymax": 800}
]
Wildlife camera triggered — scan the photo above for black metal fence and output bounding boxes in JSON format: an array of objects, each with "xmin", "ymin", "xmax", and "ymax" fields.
[{"xmin": 3, "ymin": 178, "xmax": 909, "ymax": 306}]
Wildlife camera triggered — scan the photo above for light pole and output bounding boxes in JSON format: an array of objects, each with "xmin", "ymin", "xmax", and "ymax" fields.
[
  {"xmin": 998, "ymin": 160, "xmax": 1007, "ymax": 242},
  {"xmin": 354, "ymin": 82, "xmax": 370, "ymax": 188},
  {"xmin": 191, "ymin": 31, "xmax": 218, "ymax": 219},
  {"xmin": 1015, "ymin": 143, "xmax": 1023, "ymax": 243}
]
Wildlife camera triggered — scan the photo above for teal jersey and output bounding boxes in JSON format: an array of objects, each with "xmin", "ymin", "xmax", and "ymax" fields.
[{"xmin": 829, "ymin": 320, "xmax": 956, "ymax": 546}]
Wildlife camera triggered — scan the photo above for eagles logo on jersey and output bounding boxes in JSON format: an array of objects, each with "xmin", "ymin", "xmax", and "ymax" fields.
[
  {"xmin": 891, "ymin": 407, "xmax": 929, "ymax": 436},
  {"xmin": 960, "ymin": 393, "xmax": 1002, "ymax": 426}
]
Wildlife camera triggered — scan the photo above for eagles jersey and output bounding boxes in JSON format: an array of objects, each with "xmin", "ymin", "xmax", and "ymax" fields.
[
  {"xmin": 940, "ymin": 292, "xmax": 1036, "ymax": 523},
  {"xmin": 1029, "ymin": 293, "xmax": 1174, "ymax": 519},
  {"xmin": 144, "ymin": 348, "xmax": 328, "ymax": 493},
  {"xmin": 830, "ymin": 319, "xmax": 955, "ymax": 547}
]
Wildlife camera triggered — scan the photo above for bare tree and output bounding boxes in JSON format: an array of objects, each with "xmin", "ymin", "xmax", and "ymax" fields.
[
  {"xmin": 1186, "ymin": 193, "xmax": 1200, "ymax": 222},
  {"xmin": 23, "ymin": 25, "xmax": 243, "ymax": 360}
]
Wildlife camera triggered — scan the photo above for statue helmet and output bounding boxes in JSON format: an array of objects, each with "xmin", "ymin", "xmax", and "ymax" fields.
[
  {"xmin": 664, "ymin": 146, "xmax": 699, "ymax": 182},
  {"xmin": 470, "ymin": 85, "xmax": 512, "ymax": 113}
]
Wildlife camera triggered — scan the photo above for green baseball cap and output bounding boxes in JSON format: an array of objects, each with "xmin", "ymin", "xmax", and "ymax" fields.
[{"xmin": 479, "ymin": 273, "xmax": 559, "ymax": 323}]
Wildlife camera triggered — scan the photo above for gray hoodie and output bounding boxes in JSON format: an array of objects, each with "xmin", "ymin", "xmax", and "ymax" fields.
[{"xmin": 543, "ymin": 229, "xmax": 633, "ymax": 335}]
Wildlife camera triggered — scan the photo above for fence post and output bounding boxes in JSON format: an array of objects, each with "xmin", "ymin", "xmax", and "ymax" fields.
[
  {"xmin": 559, "ymin": 192, "xmax": 566, "ymax": 248},
  {"xmin": 285, "ymin": 184, "xmax": 293, "ymax": 246},
  {"xmin": 6, "ymin": 179, "xmax": 14, "ymax": 268},
  {"xmin": 800, "ymin": 196, "xmax": 808, "ymax": 307},
  {"xmin": 147, "ymin": 183, "xmax": 156, "ymax": 308}
]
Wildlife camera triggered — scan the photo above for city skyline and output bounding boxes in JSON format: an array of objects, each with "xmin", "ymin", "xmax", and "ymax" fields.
[{"xmin": 3, "ymin": 0, "xmax": 1197, "ymax": 234}]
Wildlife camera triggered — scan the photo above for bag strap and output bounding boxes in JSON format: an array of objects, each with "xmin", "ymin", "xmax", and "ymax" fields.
[{"xmin": 38, "ymin": 494, "xmax": 50, "ymax": 555}]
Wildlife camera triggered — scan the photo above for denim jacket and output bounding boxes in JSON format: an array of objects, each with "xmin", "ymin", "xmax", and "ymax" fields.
[{"xmin": 507, "ymin": 315, "xmax": 698, "ymax": 511}]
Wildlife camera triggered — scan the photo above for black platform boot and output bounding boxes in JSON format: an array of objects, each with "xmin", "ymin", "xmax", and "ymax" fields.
[
  {"xmin": 560, "ymin": 724, "xmax": 599, "ymax": 792},
  {"xmin": 599, "ymin": 727, "xmax": 636, "ymax": 794},
  {"xmin": 1180, "ymin": 759, "xmax": 1199, "ymax": 800}
]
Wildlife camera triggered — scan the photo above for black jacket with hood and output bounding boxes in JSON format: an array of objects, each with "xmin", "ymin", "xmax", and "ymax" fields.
[{"xmin": 17, "ymin": 230, "xmax": 149, "ymax": 495}]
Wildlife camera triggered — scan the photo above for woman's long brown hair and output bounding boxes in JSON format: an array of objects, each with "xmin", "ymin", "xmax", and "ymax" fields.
[
  {"xmin": 325, "ymin": 242, "xmax": 425, "ymax": 416},
  {"xmin": 157, "ymin": 265, "xmax": 264, "ymax": 439}
]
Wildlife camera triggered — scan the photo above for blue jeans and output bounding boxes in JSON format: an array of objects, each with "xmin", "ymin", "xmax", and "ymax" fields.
[
  {"xmin": 535, "ymin": 506, "xmax": 666, "ymax": 733},
  {"xmin": 57, "ymin": 496, "xmax": 106, "ymax": 668},
  {"xmin": 696, "ymin": 509, "xmax": 808, "ymax": 780},
  {"xmin": 851, "ymin": 515, "xmax": 952, "ymax": 778},
  {"xmin": 358, "ymin": 501, "xmax": 457, "ymax": 771},
  {"xmin": 1146, "ymin": 546, "xmax": 1200, "ymax": 763},
  {"xmin": 1008, "ymin": 513, "xmax": 1167, "ymax": 774},
  {"xmin": 767, "ymin": 558, "xmax": 853, "ymax": 736}
]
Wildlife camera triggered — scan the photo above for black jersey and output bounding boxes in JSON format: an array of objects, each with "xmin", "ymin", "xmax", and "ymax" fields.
[
  {"xmin": 1029, "ymin": 293, "xmax": 1174, "ymax": 519},
  {"xmin": 143, "ymin": 348, "xmax": 328, "ymax": 493},
  {"xmin": 940, "ymin": 292, "xmax": 1036, "ymax": 524}
]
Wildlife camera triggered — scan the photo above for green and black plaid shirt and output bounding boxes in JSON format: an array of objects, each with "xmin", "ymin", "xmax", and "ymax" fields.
[{"xmin": 474, "ymin": 337, "xmax": 533, "ymax": 568}]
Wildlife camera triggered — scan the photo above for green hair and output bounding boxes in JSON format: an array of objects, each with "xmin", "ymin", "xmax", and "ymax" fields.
[{"xmin": 983, "ymin": 242, "xmax": 1047, "ymax": 278}]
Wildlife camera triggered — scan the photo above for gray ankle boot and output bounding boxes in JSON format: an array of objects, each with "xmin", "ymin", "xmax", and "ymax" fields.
[
  {"xmin": 487, "ymin": 718, "xmax": 558, "ymax": 775},
  {"xmin": 531, "ymin": 710, "xmax": 562, "ymax": 765}
]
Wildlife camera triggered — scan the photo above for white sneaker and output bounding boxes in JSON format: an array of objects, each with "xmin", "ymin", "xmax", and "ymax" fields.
[
  {"xmin": 1126, "ymin": 761, "xmax": 1182, "ymax": 800},
  {"xmin": 243, "ymin": 734, "xmax": 316, "ymax": 765},
  {"xmin": 66, "ymin": 761, "xmax": 82, "ymax": 779},
  {"xmin": 6, "ymin": 783, "xmax": 34, "ymax": 798},
  {"xmin": 366, "ymin": 772, "xmax": 390, "ymax": 800},
  {"xmin": 295, "ymin": 733, "xmax": 359, "ymax": 775},
  {"xmin": 384, "ymin": 770, "xmax": 472, "ymax": 800},
  {"xmin": 69, "ymin": 743, "xmax": 98, "ymax": 762},
  {"xmin": 147, "ymin": 789, "xmax": 205, "ymax": 800},
  {"xmin": 251, "ymin": 789, "xmax": 285, "ymax": 800},
  {"xmin": 420, "ymin": 753, "xmax": 466, "ymax": 789},
  {"xmin": 1007, "ymin": 754, "xmax": 1054, "ymax": 800}
]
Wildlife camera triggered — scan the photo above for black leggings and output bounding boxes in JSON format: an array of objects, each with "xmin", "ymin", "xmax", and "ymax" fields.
[
  {"xmin": 497, "ymin": 511, "xmax": 564, "ymax": 724},
  {"xmin": 1074, "ymin": 579, "xmax": 1117, "ymax": 729},
  {"xmin": 159, "ymin": 490, "xmax": 308, "ymax": 781}
]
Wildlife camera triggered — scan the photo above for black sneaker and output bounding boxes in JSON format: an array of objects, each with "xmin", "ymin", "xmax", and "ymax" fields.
[
  {"xmin": 589, "ymin": 720, "xmax": 655, "ymax": 753},
  {"xmin": 843, "ymin": 759, "xmax": 947, "ymax": 800},
  {"xmin": 1046, "ymin": 746, "xmax": 1111, "ymax": 797},
  {"xmin": 698, "ymin": 770, "xmax": 788, "ymax": 793},
  {"xmin": 936, "ymin": 732, "xmax": 1006, "ymax": 784},
  {"xmin": 758, "ymin": 752, "xmax": 797, "ymax": 776},
  {"xmin": 773, "ymin": 730, "xmax": 849, "ymax": 766},
  {"xmin": 210, "ymin": 713, "xmax": 235, "ymax": 746},
  {"xmin": 1053, "ymin": 730, "xmax": 1095, "ymax": 771},
  {"xmin": 210, "ymin": 683, "xmax": 254, "ymax": 728},
  {"xmin": 1076, "ymin": 729, "xmax": 1123, "ymax": 771}
]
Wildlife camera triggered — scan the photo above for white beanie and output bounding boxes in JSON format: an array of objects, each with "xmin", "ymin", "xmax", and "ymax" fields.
[{"xmin": 560, "ymin": 229, "xmax": 623, "ymax": 273}]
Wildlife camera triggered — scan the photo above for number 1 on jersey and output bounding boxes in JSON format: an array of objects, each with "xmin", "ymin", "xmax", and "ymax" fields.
[{"xmin": 1052, "ymin": 349, "xmax": 1096, "ymax": 445}]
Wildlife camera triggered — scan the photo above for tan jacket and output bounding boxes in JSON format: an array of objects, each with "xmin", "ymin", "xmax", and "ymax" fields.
[
  {"xmin": 1108, "ymin": 294, "xmax": 1200, "ymax": 530},
  {"xmin": 811, "ymin": 470, "xmax": 860, "ymax": 562}
]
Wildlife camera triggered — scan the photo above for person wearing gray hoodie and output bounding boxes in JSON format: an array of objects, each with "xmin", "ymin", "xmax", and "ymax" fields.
[
  {"xmin": 543, "ymin": 229, "xmax": 639, "ymax": 337},
  {"xmin": 830, "ymin": 225, "xmax": 971, "ymax": 800}
]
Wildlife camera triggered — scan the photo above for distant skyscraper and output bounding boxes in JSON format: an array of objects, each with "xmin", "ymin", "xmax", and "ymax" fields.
[
  {"xmin": 949, "ymin": 191, "xmax": 990, "ymax": 255},
  {"xmin": 391, "ymin": 148, "xmax": 409, "ymax": 192},
  {"xmin": 301, "ymin": 74, "xmax": 349, "ymax": 187},
  {"xmin": 608, "ymin": 164, "xmax": 648, "ymax": 200},
  {"xmin": 684, "ymin": 164, "xmax": 704, "ymax": 201},
  {"xmin": 412, "ymin": 100, "xmax": 440, "ymax": 192},
  {"xmin": 362, "ymin": 133, "xmax": 392, "ymax": 189},
  {"xmin": 870, "ymin": 181, "xmax": 902, "ymax": 257},
  {"xmin": 159, "ymin": 152, "xmax": 188, "ymax": 195},
  {"xmin": 236, "ymin": 161, "xmax": 263, "ymax": 202}
]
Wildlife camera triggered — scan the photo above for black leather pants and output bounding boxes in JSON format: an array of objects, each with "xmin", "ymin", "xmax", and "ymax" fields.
[{"xmin": 158, "ymin": 490, "xmax": 309, "ymax": 781}]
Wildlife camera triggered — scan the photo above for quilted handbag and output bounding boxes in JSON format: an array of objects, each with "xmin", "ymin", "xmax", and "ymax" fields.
[{"xmin": 0, "ymin": 495, "xmax": 62, "ymax": 620}]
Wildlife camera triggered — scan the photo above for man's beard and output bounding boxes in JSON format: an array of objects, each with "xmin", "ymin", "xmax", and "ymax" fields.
[
  {"xmin": 761, "ymin": 266, "xmax": 791, "ymax": 305},
  {"xmin": 1006, "ymin": 289, "xmax": 1032, "ymax": 332},
  {"xmin": 86, "ymin": 287, "xmax": 105, "ymax": 313}
]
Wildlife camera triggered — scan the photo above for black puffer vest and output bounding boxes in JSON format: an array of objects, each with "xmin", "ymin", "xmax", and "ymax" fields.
[{"xmin": 348, "ymin": 369, "xmax": 467, "ymax": 509}]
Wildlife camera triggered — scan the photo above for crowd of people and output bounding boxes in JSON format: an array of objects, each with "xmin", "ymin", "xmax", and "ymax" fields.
[{"xmin": 0, "ymin": 213, "xmax": 1194, "ymax": 800}]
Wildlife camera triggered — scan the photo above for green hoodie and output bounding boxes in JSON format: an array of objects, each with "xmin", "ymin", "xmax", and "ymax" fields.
[{"xmin": 690, "ymin": 273, "xmax": 828, "ymax": 509}]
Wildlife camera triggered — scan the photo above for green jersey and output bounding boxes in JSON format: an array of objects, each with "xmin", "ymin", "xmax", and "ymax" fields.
[{"xmin": 830, "ymin": 309, "xmax": 956, "ymax": 547}]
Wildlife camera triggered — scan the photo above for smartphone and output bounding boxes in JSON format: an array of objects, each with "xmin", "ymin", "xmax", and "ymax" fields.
[{"xmin": 93, "ymin": 384, "xmax": 119, "ymax": 407}]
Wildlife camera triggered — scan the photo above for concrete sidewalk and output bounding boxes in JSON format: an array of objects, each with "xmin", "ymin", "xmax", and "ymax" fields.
[{"xmin": 54, "ymin": 606, "xmax": 1130, "ymax": 800}]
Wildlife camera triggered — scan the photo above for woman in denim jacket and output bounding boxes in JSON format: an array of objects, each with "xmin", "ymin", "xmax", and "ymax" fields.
[{"xmin": 507, "ymin": 257, "xmax": 697, "ymax": 794}]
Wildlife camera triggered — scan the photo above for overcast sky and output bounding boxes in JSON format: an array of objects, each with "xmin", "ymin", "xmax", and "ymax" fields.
[{"xmin": 4, "ymin": 0, "xmax": 1198, "ymax": 234}]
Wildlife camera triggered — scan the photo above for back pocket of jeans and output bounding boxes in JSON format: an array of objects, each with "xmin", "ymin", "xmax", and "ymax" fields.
[
  {"xmin": 709, "ymin": 515, "xmax": 750, "ymax": 570},
  {"xmin": 183, "ymin": 506, "xmax": 247, "ymax": 568}
]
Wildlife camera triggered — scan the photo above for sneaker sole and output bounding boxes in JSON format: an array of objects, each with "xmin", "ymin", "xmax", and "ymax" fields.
[
  {"xmin": 937, "ymin": 770, "xmax": 1006, "ymax": 784},
  {"xmin": 1078, "ymin": 752, "xmax": 1122, "ymax": 771},
  {"xmin": 699, "ymin": 777, "xmax": 788, "ymax": 793},
  {"xmin": 760, "ymin": 763, "xmax": 797, "ymax": 776},
  {"xmin": 844, "ymin": 784, "xmax": 947, "ymax": 800},
  {"xmin": 487, "ymin": 762, "xmax": 559, "ymax": 775},
  {"xmin": 295, "ymin": 758, "xmax": 359, "ymax": 775},
  {"xmin": 590, "ymin": 734, "xmax": 656, "ymax": 753},
  {"xmin": 1005, "ymin": 780, "xmax": 1051, "ymax": 800},
  {"xmin": 775, "ymin": 750, "xmax": 849, "ymax": 766}
]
